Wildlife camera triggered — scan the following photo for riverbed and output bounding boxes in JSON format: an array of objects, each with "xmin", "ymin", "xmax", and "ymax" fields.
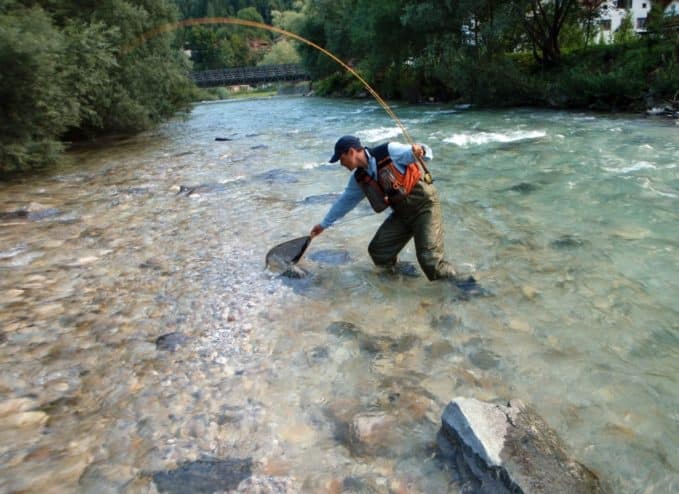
[{"xmin": 0, "ymin": 97, "xmax": 677, "ymax": 493}]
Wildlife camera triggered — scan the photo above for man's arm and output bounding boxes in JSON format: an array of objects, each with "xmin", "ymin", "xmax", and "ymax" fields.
[
  {"xmin": 310, "ymin": 174, "xmax": 364, "ymax": 237},
  {"xmin": 387, "ymin": 142, "xmax": 433, "ymax": 168}
]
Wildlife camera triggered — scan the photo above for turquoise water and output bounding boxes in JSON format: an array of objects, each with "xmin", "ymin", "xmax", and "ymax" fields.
[{"xmin": 0, "ymin": 97, "xmax": 676, "ymax": 492}]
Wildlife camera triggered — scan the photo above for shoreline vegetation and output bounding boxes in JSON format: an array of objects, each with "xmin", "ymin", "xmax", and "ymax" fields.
[{"xmin": 1, "ymin": 0, "xmax": 677, "ymax": 176}]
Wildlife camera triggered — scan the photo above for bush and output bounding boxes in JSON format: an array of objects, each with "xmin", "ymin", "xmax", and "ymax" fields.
[
  {"xmin": 0, "ymin": 6, "xmax": 76, "ymax": 172},
  {"xmin": 0, "ymin": 0, "xmax": 194, "ymax": 175}
]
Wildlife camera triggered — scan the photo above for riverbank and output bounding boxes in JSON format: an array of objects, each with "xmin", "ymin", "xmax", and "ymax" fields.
[{"xmin": 311, "ymin": 40, "xmax": 679, "ymax": 117}]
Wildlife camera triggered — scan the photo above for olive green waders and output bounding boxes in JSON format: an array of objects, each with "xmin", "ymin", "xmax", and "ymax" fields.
[{"xmin": 368, "ymin": 180, "xmax": 456, "ymax": 281}]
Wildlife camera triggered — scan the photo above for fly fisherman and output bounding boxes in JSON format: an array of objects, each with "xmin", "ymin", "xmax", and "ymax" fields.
[{"xmin": 310, "ymin": 135, "xmax": 478, "ymax": 288}]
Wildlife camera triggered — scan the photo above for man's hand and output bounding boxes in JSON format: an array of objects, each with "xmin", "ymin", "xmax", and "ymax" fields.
[
  {"xmin": 310, "ymin": 224, "xmax": 324, "ymax": 238},
  {"xmin": 412, "ymin": 144, "xmax": 425, "ymax": 160}
]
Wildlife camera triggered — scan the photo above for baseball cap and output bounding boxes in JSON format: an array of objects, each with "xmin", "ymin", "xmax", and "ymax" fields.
[{"xmin": 329, "ymin": 135, "xmax": 361, "ymax": 163}]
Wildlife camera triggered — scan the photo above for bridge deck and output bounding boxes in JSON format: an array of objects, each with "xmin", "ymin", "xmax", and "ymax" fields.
[{"xmin": 190, "ymin": 64, "xmax": 310, "ymax": 87}]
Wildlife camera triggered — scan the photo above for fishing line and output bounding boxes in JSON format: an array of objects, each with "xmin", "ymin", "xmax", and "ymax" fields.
[{"xmin": 123, "ymin": 17, "xmax": 419, "ymax": 147}]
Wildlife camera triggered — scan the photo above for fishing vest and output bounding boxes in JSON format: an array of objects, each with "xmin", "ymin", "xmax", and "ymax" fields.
[{"xmin": 354, "ymin": 144, "xmax": 422, "ymax": 212}]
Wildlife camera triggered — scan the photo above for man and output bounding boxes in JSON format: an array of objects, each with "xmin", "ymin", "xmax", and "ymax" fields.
[{"xmin": 310, "ymin": 135, "xmax": 471, "ymax": 283}]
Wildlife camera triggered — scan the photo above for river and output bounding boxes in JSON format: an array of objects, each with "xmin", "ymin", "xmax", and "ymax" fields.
[{"xmin": 0, "ymin": 97, "xmax": 677, "ymax": 493}]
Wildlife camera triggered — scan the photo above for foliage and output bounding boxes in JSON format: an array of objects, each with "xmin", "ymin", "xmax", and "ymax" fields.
[
  {"xmin": 258, "ymin": 39, "xmax": 300, "ymax": 65},
  {"xmin": 547, "ymin": 41, "xmax": 678, "ymax": 110},
  {"xmin": 0, "ymin": 0, "xmax": 195, "ymax": 174},
  {"xmin": 614, "ymin": 12, "xmax": 635, "ymax": 44}
]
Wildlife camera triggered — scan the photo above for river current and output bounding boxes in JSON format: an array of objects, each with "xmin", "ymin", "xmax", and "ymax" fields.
[{"xmin": 0, "ymin": 97, "xmax": 677, "ymax": 493}]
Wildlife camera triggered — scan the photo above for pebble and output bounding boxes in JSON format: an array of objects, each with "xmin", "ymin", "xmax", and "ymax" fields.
[
  {"xmin": 522, "ymin": 285, "xmax": 538, "ymax": 299},
  {"xmin": 35, "ymin": 303, "xmax": 65, "ymax": 318},
  {"xmin": 508, "ymin": 319, "xmax": 532, "ymax": 333},
  {"xmin": 2, "ymin": 411, "xmax": 49, "ymax": 429},
  {"xmin": 0, "ymin": 397, "xmax": 38, "ymax": 417},
  {"xmin": 2, "ymin": 289, "xmax": 25, "ymax": 303}
]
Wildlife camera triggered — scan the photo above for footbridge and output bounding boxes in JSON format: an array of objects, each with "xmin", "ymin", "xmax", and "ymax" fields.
[{"xmin": 190, "ymin": 64, "xmax": 310, "ymax": 88}]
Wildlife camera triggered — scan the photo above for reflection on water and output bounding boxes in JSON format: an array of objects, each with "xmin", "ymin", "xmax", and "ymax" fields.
[{"xmin": 0, "ymin": 98, "xmax": 677, "ymax": 493}]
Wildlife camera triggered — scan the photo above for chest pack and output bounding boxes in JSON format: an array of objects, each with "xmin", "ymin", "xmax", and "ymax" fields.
[{"xmin": 354, "ymin": 143, "xmax": 422, "ymax": 212}]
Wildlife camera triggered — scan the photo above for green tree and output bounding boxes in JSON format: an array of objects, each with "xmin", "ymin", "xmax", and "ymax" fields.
[
  {"xmin": 0, "ymin": 5, "xmax": 75, "ymax": 171},
  {"xmin": 1, "ymin": 0, "xmax": 194, "ymax": 174},
  {"xmin": 518, "ymin": 0, "xmax": 579, "ymax": 65},
  {"xmin": 258, "ymin": 38, "xmax": 300, "ymax": 64},
  {"xmin": 614, "ymin": 11, "xmax": 634, "ymax": 44}
]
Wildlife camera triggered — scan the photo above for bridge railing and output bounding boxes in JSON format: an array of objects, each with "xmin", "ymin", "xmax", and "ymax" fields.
[{"xmin": 190, "ymin": 64, "xmax": 310, "ymax": 88}]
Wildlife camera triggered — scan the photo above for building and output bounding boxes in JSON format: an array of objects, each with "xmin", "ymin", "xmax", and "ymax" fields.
[
  {"xmin": 665, "ymin": 0, "xmax": 679, "ymax": 15},
  {"xmin": 597, "ymin": 0, "xmax": 678, "ymax": 42},
  {"xmin": 598, "ymin": 0, "xmax": 652, "ymax": 42}
]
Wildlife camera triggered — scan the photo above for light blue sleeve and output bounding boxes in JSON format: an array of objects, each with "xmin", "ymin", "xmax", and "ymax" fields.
[
  {"xmin": 320, "ymin": 173, "xmax": 365, "ymax": 229},
  {"xmin": 387, "ymin": 142, "xmax": 434, "ymax": 168}
]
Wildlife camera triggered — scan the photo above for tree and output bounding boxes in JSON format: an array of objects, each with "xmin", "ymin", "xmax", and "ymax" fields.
[
  {"xmin": 579, "ymin": 0, "xmax": 605, "ymax": 48},
  {"xmin": 519, "ymin": 0, "xmax": 579, "ymax": 65},
  {"xmin": 614, "ymin": 11, "xmax": 634, "ymax": 44},
  {"xmin": 258, "ymin": 39, "xmax": 300, "ymax": 64}
]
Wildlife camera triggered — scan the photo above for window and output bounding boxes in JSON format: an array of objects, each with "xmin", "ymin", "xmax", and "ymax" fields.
[
  {"xmin": 616, "ymin": 0, "xmax": 631, "ymax": 8},
  {"xmin": 637, "ymin": 17, "xmax": 647, "ymax": 29},
  {"xmin": 600, "ymin": 19, "xmax": 612, "ymax": 30},
  {"xmin": 642, "ymin": 3, "xmax": 647, "ymax": 8}
]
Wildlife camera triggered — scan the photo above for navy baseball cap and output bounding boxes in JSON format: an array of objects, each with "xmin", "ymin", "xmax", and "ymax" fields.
[{"xmin": 329, "ymin": 135, "xmax": 361, "ymax": 163}]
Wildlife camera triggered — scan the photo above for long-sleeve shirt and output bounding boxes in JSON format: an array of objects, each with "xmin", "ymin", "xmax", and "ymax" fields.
[{"xmin": 320, "ymin": 142, "xmax": 433, "ymax": 229}]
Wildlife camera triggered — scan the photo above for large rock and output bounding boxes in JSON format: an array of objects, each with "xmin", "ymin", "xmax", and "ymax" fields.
[{"xmin": 439, "ymin": 398, "xmax": 605, "ymax": 494}]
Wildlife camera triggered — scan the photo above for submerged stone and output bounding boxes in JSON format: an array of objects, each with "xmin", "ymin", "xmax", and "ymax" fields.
[
  {"xmin": 255, "ymin": 169, "xmax": 299, "ymax": 184},
  {"xmin": 307, "ymin": 249, "xmax": 352, "ymax": 265},
  {"xmin": 504, "ymin": 182, "xmax": 540, "ymax": 194},
  {"xmin": 177, "ymin": 183, "xmax": 229, "ymax": 196},
  {"xmin": 469, "ymin": 349, "xmax": 502, "ymax": 370},
  {"xmin": 152, "ymin": 457, "xmax": 252, "ymax": 494},
  {"xmin": 301, "ymin": 193, "xmax": 341, "ymax": 205},
  {"xmin": 439, "ymin": 398, "xmax": 605, "ymax": 494},
  {"xmin": 155, "ymin": 332, "xmax": 188, "ymax": 352},
  {"xmin": 550, "ymin": 235, "xmax": 585, "ymax": 249},
  {"xmin": 326, "ymin": 321, "xmax": 361, "ymax": 339}
]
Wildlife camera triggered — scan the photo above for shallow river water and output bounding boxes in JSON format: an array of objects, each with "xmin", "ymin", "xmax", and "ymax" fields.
[{"xmin": 0, "ymin": 97, "xmax": 677, "ymax": 493}]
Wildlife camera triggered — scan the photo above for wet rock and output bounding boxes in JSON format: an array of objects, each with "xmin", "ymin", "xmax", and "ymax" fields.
[
  {"xmin": 306, "ymin": 346, "xmax": 329, "ymax": 363},
  {"xmin": 0, "ymin": 203, "xmax": 60, "ymax": 222},
  {"xmin": 341, "ymin": 475, "xmax": 384, "ymax": 493},
  {"xmin": 155, "ymin": 332, "xmax": 188, "ymax": 352},
  {"xmin": 426, "ymin": 340, "xmax": 456, "ymax": 359},
  {"xmin": 430, "ymin": 313, "xmax": 460, "ymax": 331},
  {"xmin": 152, "ymin": 457, "xmax": 253, "ymax": 494},
  {"xmin": 469, "ymin": 349, "xmax": 501, "ymax": 370},
  {"xmin": 359, "ymin": 333, "xmax": 419, "ymax": 355},
  {"xmin": 301, "ymin": 193, "xmax": 341, "ymax": 205},
  {"xmin": 176, "ymin": 183, "xmax": 229, "ymax": 196},
  {"xmin": 255, "ymin": 169, "xmax": 299, "ymax": 184},
  {"xmin": 550, "ymin": 235, "xmax": 585, "ymax": 250},
  {"xmin": 307, "ymin": 249, "xmax": 352, "ymax": 265},
  {"xmin": 120, "ymin": 187, "xmax": 151, "ymax": 196},
  {"xmin": 250, "ymin": 144, "xmax": 269, "ymax": 150},
  {"xmin": 215, "ymin": 137, "xmax": 233, "ymax": 141},
  {"xmin": 1, "ymin": 411, "xmax": 49, "ymax": 429},
  {"xmin": 139, "ymin": 258, "xmax": 166, "ymax": 271},
  {"xmin": 0, "ymin": 209, "xmax": 29, "ymax": 221},
  {"xmin": 522, "ymin": 285, "xmax": 539, "ymax": 300},
  {"xmin": 326, "ymin": 321, "xmax": 361, "ymax": 339},
  {"xmin": 0, "ymin": 397, "xmax": 38, "ymax": 417},
  {"xmin": 234, "ymin": 475, "xmax": 298, "ymax": 493},
  {"xmin": 439, "ymin": 398, "xmax": 604, "ymax": 494},
  {"xmin": 349, "ymin": 412, "xmax": 398, "ymax": 456},
  {"xmin": 504, "ymin": 182, "xmax": 540, "ymax": 194}
]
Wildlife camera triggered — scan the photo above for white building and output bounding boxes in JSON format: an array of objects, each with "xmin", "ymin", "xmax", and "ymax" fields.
[
  {"xmin": 598, "ymin": 0, "xmax": 653, "ymax": 42},
  {"xmin": 665, "ymin": 0, "xmax": 679, "ymax": 15}
]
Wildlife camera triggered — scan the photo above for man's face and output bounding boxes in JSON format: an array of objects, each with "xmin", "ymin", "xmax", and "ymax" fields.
[{"xmin": 339, "ymin": 147, "xmax": 365, "ymax": 171}]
